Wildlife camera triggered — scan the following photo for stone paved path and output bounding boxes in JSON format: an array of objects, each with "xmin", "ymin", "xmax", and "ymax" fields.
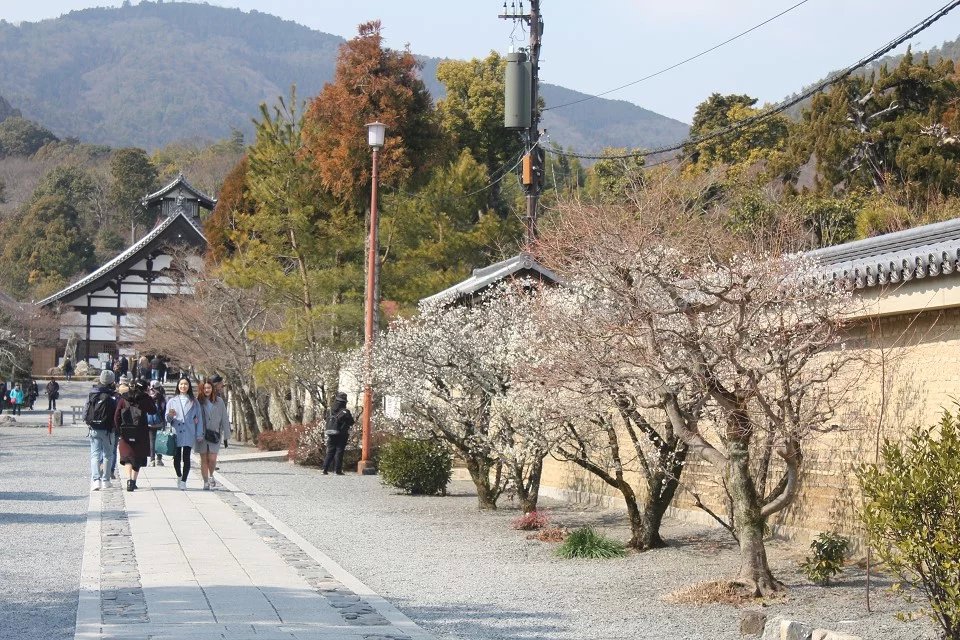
[{"xmin": 75, "ymin": 466, "xmax": 433, "ymax": 640}]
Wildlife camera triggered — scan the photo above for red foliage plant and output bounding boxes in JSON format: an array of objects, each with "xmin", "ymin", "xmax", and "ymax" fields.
[
  {"xmin": 255, "ymin": 426, "xmax": 301, "ymax": 459},
  {"xmin": 512, "ymin": 510, "xmax": 550, "ymax": 531}
]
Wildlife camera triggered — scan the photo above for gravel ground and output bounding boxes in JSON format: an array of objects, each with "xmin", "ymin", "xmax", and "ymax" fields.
[
  {"xmin": 0, "ymin": 382, "xmax": 91, "ymax": 640},
  {"xmin": 220, "ymin": 457, "xmax": 939, "ymax": 640}
]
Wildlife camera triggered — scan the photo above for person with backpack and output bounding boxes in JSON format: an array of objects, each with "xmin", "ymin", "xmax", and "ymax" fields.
[
  {"xmin": 321, "ymin": 392, "xmax": 355, "ymax": 475},
  {"xmin": 63, "ymin": 356, "xmax": 74, "ymax": 381},
  {"xmin": 196, "ymin": 379, "xmax": 231, "ymax": 490},
  {"xmin": 114, "ymin": 378, "xmax": 156, "ymax": 492},
  {"xmin": 46, "ymin": 379, "xmax": 60, "ymax": 411},
  {"xmin": 9, "ymin": 383, "xmax": 24, "ymax": 416},
  {"xmin": 166, "ymin": 377, "xmax": 203, "ymax": 490},
  {"xmin": 27, "ymin": 379, "xmax": 38, "ymax": 410},
  {"xmin": 87, "ymin": 370, "xmax": 119, "ymax": 491},
  {"xmin": 147, "ymin": 380, "xmax": 167, "ymax": 467}
]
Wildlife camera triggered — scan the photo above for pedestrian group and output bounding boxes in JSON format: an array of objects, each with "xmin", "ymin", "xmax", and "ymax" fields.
[{"xmin": 87, "ymin": 369, "xmax": 231, "ymax": 492}]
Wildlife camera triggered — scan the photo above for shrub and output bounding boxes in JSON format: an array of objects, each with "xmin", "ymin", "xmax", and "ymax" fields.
[
  {"xmin": 291, "ymin": 421, "xmax": 325, "ymax": 466},
  {"xmin": 256, "ymin": 427, "xmax": 298, "ymax": 453},
  {"xmin": 556, "ymin": 526, "xmax": 626, "ymax": 559},
  {"xmin": 528, "ymin": 526, "xmax": 568, "ymax": 543},
  {"xmin": 800, "ymin": 532, "xmax": 850, "ymax": 585},
  {"xmin": 858, "ymin": 410, "xmax": 960, "ymax": 639},
  {"xmin": 513, "ymin": 510, "xmax": 550, "ymax": 531},
  {"xmin": 378, "ymin": 438, "xmax": 451, "ymax": 496}
]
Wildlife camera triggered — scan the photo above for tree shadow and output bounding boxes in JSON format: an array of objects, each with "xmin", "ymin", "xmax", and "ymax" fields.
[
  {"xmin": 0, "ymin": 588, "xmax": 78, "ymax": 640},
  {"xmin": 397, "ymin": 600, "xmax": 569, "ymax": 640},
  {"xmin": 0, "ymin": 491, "xmax": 76, "ymax": 502},
  {"xmin": 0, "ymin": 511, "xmax": 88, "ymax": 524}
]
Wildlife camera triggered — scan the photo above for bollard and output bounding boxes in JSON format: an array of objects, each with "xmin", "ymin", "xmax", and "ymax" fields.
[{"xmin": 48, "ymin": 413, "xmax": 52, "ymax": 435}]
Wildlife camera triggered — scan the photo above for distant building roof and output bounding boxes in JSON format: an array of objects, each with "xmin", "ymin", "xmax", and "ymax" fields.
[
  {"xmin": 38, "ymin": 211, "xmax": 207, "ymax": 307},
  {"xmin": 142, "ymin": 172, "xmax": 217, "ymax": 210},
  {"xmin": 421, "ymin": 253, "xmax": 561, "ymax": 305},
  {"xmin": 808, "ymin": 217, "xmax": 960, "ymax": 289}
]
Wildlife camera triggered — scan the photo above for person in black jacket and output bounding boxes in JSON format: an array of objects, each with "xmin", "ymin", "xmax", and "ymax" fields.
[
  {"xmin": 322, "ymin": 392, "xmax": 355, "ymax": 475},
  {"xmin": 46, "ymin": 379, "xmax": 60, "ymax": 411}
]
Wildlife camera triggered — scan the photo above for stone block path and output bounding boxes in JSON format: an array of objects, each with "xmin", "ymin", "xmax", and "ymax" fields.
[{"xmin": 75, "ymin": 466, "xmax": 434, "ymax": 640}]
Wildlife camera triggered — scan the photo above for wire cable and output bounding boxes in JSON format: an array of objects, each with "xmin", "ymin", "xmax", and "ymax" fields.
[
  {"xmin": 546, "ymin": 0, "xmax": 960, "ymax": 161},
  {"xmin": 545, "ymin": 0, "xmax": 813, "ymax": 111}
]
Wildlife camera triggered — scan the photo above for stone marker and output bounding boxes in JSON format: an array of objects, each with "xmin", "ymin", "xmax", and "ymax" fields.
[
  {"xmin": 53, "ymin": 410, "xmax": 63, "ymax": 427},
  {"xmin": 763, "ymin": 618, "xmax": 814, "ymax": 640},
  {"xmin": 740, "ymin": 610, "xmax": 767, "ymax": 636},
  {"xmin": 762, "ymin": 617, "xmax": 783, "ymax": 640},
  {"xmin": 782, "ymin": 620, "xmax": 814, "ymax": 640}
]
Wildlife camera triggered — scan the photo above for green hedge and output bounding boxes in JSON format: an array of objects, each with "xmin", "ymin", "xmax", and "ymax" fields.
[{"xmin": 378, "ymin": 438, "xmax": 452, "ymax": 496}]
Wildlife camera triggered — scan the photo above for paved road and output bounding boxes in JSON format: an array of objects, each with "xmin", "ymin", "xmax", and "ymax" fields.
[
  {"xmin": 0, "ymin": 408, "xmax": 89, "ymax": 640},
  {"xmin": 3, "ymin": 381, "xmax": 431, "ymax": 640}
]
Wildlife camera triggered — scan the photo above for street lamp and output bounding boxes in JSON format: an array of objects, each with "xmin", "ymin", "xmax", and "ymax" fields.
[{"xmin": 358, "ymin": 121, "xmax": 386, "ymax": 475}]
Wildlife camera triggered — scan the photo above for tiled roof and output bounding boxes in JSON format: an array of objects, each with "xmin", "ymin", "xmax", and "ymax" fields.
[
  {"xmin": 421, "ymin": 253, "xmax": 561, "ymax": 305},
  {"xmin": 142, "ymin": 172, "xmax": 217, "ymax": 208},
  {"xmin": 37, "ymin": 211, "xmax": 207, "ymax": 306},
  {"xmin": 807, "ymin": 217, "xmax": 960, "ymax": 289}
]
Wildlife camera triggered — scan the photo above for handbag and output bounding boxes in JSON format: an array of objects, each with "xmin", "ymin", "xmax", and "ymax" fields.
[
  {"xmin": 155, "ymin": 428, "xmax": 177, "ymax": 457},
  {"xmin": 200, "ymin": 402, "xmax": 219, "ymax": 444}
]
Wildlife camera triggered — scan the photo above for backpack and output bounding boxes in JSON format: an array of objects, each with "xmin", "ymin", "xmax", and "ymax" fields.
[
  {"xmin": 324, "ymin": 409, "xmax": 344, "ymax": 436},
  {"xmin": 119, "ymin": 400, "xmax": 145, "ymax": 442},
  {"xmin": 85, "ymin": 391, "xmax": 114, "ymax": 429}
]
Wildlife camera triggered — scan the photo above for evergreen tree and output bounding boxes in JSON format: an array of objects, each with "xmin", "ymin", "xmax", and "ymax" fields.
[
  {"xmin": 109, "ymin": 147, "xmax": 159, "ymax": 239},
  {"xmin": 1, "ymin": 194, "xmax": 95, "ymax": 299},
  {"xmin": 435, "ymin": 52, "xmax": 525, "ymax": 212},
  {"xmin": 585, "ymin": 148, "xmax": 645, "ymax": 202},
  {"xmin": 0, "ymin": 117, "xmax": 58, "ymax": 157},
  {"xmin": 380, "ymin": 150, "xmax": 522, "ymax": 306}
]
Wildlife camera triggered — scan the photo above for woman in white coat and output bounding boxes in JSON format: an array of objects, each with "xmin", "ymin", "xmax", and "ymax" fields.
[
  {"xmin": 165, "ymin": 377, "xmax": 203, "ymax": 489},
  {"xmin": 196, "ymin": 379, "xmax": 231, "ymax": 490}
]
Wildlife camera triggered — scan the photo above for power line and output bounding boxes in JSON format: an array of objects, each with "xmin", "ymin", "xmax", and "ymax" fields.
[
  {"xmin": 546, "ymin": 0, "xmax": 960, "ymax": 161},
  {"xmin": 545, "ymin": 0, "xmax": 813, "ymax": 112}
]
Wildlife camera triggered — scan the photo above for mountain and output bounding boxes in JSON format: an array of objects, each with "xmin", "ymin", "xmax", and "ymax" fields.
[{"xmin": 0, "ymin": 2, "xmax": 687, "ymax": 152}]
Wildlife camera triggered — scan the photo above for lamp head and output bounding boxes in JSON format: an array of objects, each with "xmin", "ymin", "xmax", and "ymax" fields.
[{"xmin": 366, "ymin": 121, "xmax": 386, "ymax": 148}]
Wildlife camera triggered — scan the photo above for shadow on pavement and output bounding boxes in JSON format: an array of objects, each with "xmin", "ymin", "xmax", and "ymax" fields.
[
  {"xmin": 399, "ymin": 601, "xmax": 568, "ymax": 640},
  {"xmin": 0, "ymin": 491, "xmax": 78, "ymax": 502}
]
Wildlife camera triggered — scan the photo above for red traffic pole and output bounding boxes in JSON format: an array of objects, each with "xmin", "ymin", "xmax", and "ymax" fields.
[{"xmin": 48, "ymin": 413, "xmax": 52, "ymax": 435}]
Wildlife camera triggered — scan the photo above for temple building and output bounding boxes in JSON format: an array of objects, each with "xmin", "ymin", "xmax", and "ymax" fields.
[{"xmin": 33, "ymin": 174, "xmax": 214, "ymax": 374}]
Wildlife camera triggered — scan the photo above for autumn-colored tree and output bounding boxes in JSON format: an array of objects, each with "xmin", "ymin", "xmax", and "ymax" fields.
[
  {"xmin": 204, "ymin": 155, "xmax": 252, "ymax": 263},
  {"xmin": 302, "ymin": 21, "xmax": 442, "ymax": 209}
]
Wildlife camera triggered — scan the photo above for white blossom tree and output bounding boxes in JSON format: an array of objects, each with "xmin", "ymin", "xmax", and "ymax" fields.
[
  {"xmin": 372, "ymin": 284, "xmax": 559, "ymax": 511},
  {"xmin": 536, "ymin": 197, "xmax": 860, "ymax": 595}
]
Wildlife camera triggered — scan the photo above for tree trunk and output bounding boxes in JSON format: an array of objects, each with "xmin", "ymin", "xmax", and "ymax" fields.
[
  {"xmin": 464, "ymin": 457, "xmax": 500, "ymax": 510},
  {"xmin": 514, "ymin": 457, "xmax": 543, "ymax": 513},
  {"xmin": 236, "ymin": 384, "xmax": 262, "ymax": 440},
  {"xmin": 620, "ymin": 479, "xmax": 670, "ymax": 551},
  {"xmin": 728, "ymin": 440, "xmax": 781, "ymax": 595}
]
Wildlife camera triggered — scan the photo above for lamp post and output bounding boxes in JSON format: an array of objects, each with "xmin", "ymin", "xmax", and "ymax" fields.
[{"xmin": 358, "ymin": 121, "xmax": 386, "ymax": 475}]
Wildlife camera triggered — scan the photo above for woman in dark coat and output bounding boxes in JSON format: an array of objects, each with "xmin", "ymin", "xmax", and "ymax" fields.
[{"xmin": 114, "ymin": 378, "xmax": 157, "ymax": 492}]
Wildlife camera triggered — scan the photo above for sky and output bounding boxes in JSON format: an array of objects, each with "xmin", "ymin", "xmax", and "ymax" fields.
[{"xmin": 4, "ymin": 0, "xmax": 960, "ymax": 124}]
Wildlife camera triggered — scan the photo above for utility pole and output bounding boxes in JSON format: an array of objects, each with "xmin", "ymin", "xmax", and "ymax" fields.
[{"xmin": 500, "ymin": 0, "xmax": 543, "ymax": 243}]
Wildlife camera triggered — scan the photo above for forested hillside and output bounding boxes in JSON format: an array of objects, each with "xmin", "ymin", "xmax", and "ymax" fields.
[{"xmin": 0, "ymin": 2, "xmax": 687, "ymax": 152}]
